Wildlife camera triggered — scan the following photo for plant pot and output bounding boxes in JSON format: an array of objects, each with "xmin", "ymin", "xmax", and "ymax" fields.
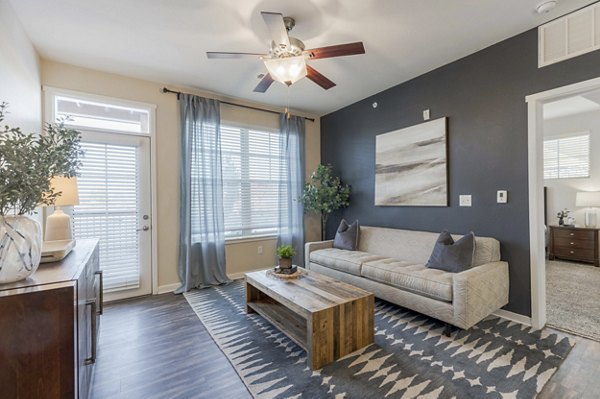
[
  {"xmin": 278, "ymin": 257, "xmax": 293, "ymax": 269},
  {"xmin": 0, "ymin": 216, "xmax": 42, "ymax": 284}
]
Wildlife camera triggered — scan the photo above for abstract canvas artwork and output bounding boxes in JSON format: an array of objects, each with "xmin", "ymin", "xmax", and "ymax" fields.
[{"xmin": 375, "ymin": 117, "xmax": 448, "ymax": 206}]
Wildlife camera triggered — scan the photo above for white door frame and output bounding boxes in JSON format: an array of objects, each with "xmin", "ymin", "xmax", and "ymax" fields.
[
  {"xmin": 43, "ymin": 86, "xmax": 159, "ymax": 296},
  {"xmin": 526, "ymin": 76, "xmax": 600, "ymax": 330}
]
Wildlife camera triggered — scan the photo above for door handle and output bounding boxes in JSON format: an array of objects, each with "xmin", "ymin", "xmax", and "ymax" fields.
[{"xmin": 136, "ymin": 225, "xmax": 150, "ymax": 232}]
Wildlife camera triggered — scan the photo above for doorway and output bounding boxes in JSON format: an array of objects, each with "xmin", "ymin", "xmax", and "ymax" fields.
[
  {"xmin": 45, "ymin": 88, "xmax": 156, "ymax": 301},
  {"xmin": 526, "ymin": 78, "xmax": 600, "ymax": 328}
]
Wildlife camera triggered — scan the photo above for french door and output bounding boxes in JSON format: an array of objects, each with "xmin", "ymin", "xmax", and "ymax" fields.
[{"xmin": 71, "ymin": 130, "xmax": 152, "ymax": 301}]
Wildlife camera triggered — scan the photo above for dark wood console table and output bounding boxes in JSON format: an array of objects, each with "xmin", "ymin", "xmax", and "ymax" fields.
[
  {"xmin": 0, "ymin": 239, "xmax": 101, "ymax": 398},
  {"xmin": 549, "ymin": 225, "xmax": 600, "ymax": 266}
]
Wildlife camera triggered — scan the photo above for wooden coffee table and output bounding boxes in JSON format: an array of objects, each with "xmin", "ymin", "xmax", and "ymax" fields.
[{"xmin": 245, "ymin": 269, "xmax": 374, "ymax": 370}]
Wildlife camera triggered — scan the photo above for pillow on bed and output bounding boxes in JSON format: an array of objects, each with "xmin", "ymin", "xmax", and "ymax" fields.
[
  {"xmin": 333, "ymin": 219, "xmax": 359, "ymax": 251},
  {"xmin": 426, "ymin": 231, "xmax": 475, "ymax": 273}
]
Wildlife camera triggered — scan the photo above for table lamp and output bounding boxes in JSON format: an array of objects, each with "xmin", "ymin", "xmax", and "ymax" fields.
[
  {"xmin": 576, "ymin": 191, "xmax": 600, "ymax": 228},
  {"xmin": 45, "ymin": 176, "xmax": 80, "ymax": 241}
]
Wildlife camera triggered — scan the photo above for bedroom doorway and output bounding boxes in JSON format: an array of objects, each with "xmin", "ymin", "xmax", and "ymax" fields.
[{"xmin": 527, "ymin": 77, "xmax": 600, "ymax": 337}]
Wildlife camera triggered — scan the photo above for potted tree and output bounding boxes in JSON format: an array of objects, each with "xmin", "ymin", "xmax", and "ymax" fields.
[
  {"xmin": 300, "ymin": 164, "xmax": 351, "ymax": 241},
  {"xmin": 276, "ymin": 244, "xmax": 296, "ymax": 270},
  {"xmin": 0, "ymin": 103, "xmax": 83, "ymax": 283}
]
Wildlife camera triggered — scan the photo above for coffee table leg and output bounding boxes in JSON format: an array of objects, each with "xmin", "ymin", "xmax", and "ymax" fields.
[
  {"xmin": 308, "ymin": 307, "xmax": 335, "ymax": 370},
  {"xmin": 245, "ymin": 279, "xmax": 257, "ymax": 314}
]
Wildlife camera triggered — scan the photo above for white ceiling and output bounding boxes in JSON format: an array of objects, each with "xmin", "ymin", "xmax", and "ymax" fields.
[
  {"xmin": 543, "ymin": 95, "xmax": 600, "ymax": 119},
  {"xmin": 8, "ymin": 0, "xmax": 597, "ymax": 116},
  {"xmin": 543, "ymin": 90, "xmax": 600, "ymax": 119}
]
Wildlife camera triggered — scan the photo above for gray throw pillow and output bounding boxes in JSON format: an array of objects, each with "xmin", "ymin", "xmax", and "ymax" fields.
[
  {"xmin": 426, "ymin": 231, "xmax": 475, "ymax": 273},
  {"xmin": 333, "ymin": 219, "xmax": 359, "ymax": 251}
]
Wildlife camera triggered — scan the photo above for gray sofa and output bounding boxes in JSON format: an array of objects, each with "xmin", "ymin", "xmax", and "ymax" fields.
[{"xmin": 305, "ymin": 226, "xmax": 509, "ymax": 330}]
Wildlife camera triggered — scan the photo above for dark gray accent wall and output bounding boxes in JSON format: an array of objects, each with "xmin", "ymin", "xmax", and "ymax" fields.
[{"xmin": 320, "ymin": 28, "xmax": 600, "ymax": 317}]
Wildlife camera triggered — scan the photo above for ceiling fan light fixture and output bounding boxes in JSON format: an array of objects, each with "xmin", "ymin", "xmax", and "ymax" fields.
[{"xmin": 263, "ymin": 56, "xmax": 307, "ymax": 86}]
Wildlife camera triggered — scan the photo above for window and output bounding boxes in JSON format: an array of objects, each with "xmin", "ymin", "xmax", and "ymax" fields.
[
  {"xmin": 544, "ymin": 133, "xmax": 590, "ymax": 179},
  {"xmin": 73, "ymin": 141, "xmax": 142, "ymax": 291},
  {"xmin": 220, "ymin": 124, "xmax": 287, "ymax": 238},
  {"xmin": 54, "ymin": 95, "xmax": 150, "ymax": 134}
]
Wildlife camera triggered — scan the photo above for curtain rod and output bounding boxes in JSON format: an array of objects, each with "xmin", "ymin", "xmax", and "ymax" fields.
[{"xmin": 162, "ymin": 87, "xmax": 315, "ymax": 122}]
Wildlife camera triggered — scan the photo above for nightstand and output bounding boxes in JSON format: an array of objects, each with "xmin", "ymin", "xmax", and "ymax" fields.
[{"xmin": 549, "ymin": 225, "xmax": 600, "ymax": 267}]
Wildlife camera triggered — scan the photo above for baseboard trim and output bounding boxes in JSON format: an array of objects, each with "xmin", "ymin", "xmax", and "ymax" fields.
[
  {"xmin": 493, "ymin": 309, "xmax": 533, "ymax": 327},
  {"xmin": 228, "ymin": 267, "xmax": 272, "ymax": 281},
  {"xmin": 157, "ymin": 283, "xmax": 180, "ymax": 294}
]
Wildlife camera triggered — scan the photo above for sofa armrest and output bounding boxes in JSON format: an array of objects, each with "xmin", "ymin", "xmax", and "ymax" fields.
[
  {"xmin": 304, "ymin": 240, "xmax": 334, "ymax": 269},
  {"xmin": 452, "ymin": 261, "xmax": 509, "ymax": 329}
]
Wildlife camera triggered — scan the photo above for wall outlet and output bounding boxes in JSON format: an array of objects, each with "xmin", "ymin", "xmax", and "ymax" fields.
[
  {"xmin": 423, "ymin": 109, "xmax": 430, "ymax": 120},
  {"xmin": 459, "ymin": 195, "xmax": 472, "ymax": 207},
  {"xmin": 497, "ymin": 190, "xmax": 508, "ymax": 204},
  {"xmin": 257, "ymin": 245, "xmax": 263, "ymax": 255}
]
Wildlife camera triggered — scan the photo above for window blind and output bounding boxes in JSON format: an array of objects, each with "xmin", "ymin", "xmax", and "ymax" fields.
[
  {"xmin": 544, "ymin": 133, "xmax": 590, "ymax": 179},
  {"xmin": 220, "ymin": 125, "xmax": 287, "ymax": 238},
  {"xmin": 72, "ymin": 142, "xmax": 141, "ymax": 291}
]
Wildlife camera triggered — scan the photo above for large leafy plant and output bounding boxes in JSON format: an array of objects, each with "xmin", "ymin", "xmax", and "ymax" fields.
[
  {"xmin": 300, "ymin": 164, "xmax": 350, "ymax": 241},
  {"xmin": 0, "ymin": 103, "xmax": 83, "ymax": 216}
]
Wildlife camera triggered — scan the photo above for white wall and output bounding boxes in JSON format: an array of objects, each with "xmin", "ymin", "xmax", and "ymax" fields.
[
  {"xmin": 0, "ymin": 0, "xmax": 40, "ymax": 140},
  {"xmin": 543, "ymin": 110, "xmax": 600, "ymax": 226}
]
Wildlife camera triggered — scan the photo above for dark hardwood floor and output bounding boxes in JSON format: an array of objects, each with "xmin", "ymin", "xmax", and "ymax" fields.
[
  {"xmin": 91, "ymin": 293, "xmax": 251, "ymax": 399},
  {"xmin": 538, "ymin": 329, "xmax": 600, "ymax": 399},
  {"xmin": 92, "ymin": 293, "xmax": 600, "ymax": 399}
]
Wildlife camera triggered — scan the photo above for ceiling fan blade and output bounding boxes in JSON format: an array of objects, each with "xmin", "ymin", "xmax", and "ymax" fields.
[
  {"xmin": 261, "ymin": 11, "xmax": 290, "ymax": 48},
  {"xmin": 306, "ymin": 65, "xmax": 336, "ymax": 90},
  {"xmin": 304, "ymin": 42, "xmax": 365, "ymax": 60},
  {"xmin": 253, "ymin": 73, "xmax": 275, "ymax": 93},
  {"xmin": 207, "ymin": 52, "xmax": 265, "ymax": 59}
]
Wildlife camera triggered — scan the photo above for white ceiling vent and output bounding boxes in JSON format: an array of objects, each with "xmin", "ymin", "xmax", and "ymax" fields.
[{"xmin": 539, "ymin": 3, "xmax": 600, "ymax": 68}]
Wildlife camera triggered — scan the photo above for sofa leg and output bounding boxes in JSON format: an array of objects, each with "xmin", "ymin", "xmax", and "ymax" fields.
[{"xmin": 443, "ymin": 323, "xmax": 453, "ymax": 337}]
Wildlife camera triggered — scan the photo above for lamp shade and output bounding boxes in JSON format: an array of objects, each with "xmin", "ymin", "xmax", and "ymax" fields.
[
  {"xmin": 575, "ymin": 191, "xmax": 600, "ymax": 207},
  {"xmin": 49, "ymin": 176, "xmax": 80, "ymax": 206},
  {"xmin": 263, "ymin": 56, "xmax": 307, "ymax": 86}
]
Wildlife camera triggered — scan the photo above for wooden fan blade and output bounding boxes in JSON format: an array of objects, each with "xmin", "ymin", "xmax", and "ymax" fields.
[
  {"xmin": 304, "ymin": 42, "xmax": 365, "ymax": 60},
  {"xmin": 207, "ymin": 52, "xmax": 265, "ymax": 59},
  {"xmin": 261, "ymin": 11, "xmax": 290, "ymax": 47},
  {"xmin": 306, "ymin": 65, "xmax": 336, "ymax": 90},
  {"xmin": 253, "ymin": 73, "xmax": 275, "ymax": 93}
]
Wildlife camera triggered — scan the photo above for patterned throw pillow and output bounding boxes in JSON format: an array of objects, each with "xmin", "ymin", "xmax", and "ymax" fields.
[
  {"xmin": 426, "ymin": 230, "xmax": 475, "ymax": 273},
  {"xmin": 333, "ymin": 219, "xmax": 359, "ymax": 251}
]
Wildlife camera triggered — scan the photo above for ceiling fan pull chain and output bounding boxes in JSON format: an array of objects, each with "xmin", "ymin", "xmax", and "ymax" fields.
[{"xmin": 285, "ymin": 85, "xmax": 291, "ymax": 119}]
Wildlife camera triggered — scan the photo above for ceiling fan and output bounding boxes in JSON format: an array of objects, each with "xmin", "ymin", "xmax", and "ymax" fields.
[{"xmin": 207, "ymin": 11, "xmax": 365, "ymax": 93}]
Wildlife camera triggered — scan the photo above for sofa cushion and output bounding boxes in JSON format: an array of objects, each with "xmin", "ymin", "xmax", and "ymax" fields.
[
  {"xmin": 357, "ymin": 226, "xmax": 501, "ymax": 266},
  {"xmin": 333, "ymin": 219, "xmax": 359, "ymax": 251},
  {"xmin": 361, "ymin": 258, "xmax": 454, "ymax": 302},
  {"xmin": 426, "ymin": 231, "xmax": 475, "ymax": 273},
  {"xmin": 310, "ymin": 248, "xmax": 385, "ymax": 276}
]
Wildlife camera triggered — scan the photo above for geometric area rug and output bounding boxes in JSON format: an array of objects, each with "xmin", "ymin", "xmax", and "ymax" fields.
[{"xmin": 184, "ymin": 280, "xmax": 574, "ymax": 399}]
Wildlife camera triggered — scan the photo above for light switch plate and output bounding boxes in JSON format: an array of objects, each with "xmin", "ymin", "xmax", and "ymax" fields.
[
  {"xmin": 497, "ymin": 190, "xmax": 508, "ymax": 203},
  {"xmin": 459, "ymin": 195, "xmax": 472, "ymax": 207}
]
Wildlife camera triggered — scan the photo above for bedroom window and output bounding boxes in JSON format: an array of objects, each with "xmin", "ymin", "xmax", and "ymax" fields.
[
  {"xmin": 543, "ymin": 133, "xmax": 590, "ymax": 179},
  {"xmin": 220, "ymin": 124, "xmax": 287, "ymax": 239}
]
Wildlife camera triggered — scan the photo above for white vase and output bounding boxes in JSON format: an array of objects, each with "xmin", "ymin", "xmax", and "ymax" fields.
[{"xmin": 0, "ymin": 216, "xmax": 42, "ymax": 283}]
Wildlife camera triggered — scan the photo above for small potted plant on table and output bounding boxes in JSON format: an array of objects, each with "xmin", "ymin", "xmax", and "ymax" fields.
[{"xmin": 276, "ymin": 244, "xmax": 296, "ymax": 274}]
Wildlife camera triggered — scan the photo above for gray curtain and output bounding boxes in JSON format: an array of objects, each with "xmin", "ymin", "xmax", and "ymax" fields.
[
  {"xmin": 176, "ymin": 94, "xmax": 230, "ymax": 293},
  {"xmin": 278, "ymin": 114, "xmax": 305, "ymax": 266}
]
